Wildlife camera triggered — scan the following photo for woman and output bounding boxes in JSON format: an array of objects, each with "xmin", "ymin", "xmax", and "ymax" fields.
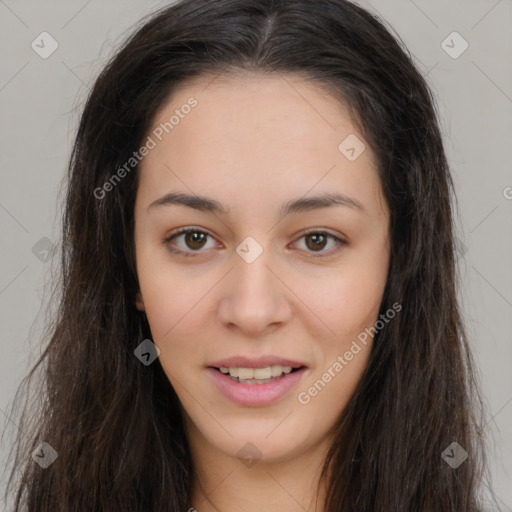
[{"xmin": 5, "ymin": 0, "xmax": 493, "ymax": 510}]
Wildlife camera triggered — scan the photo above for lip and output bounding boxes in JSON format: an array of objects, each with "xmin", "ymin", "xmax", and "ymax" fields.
[
  {"xmin": 207, "ymin": 355, "xmax": 306, "ymax": 369},
  {"xmin": 207, "ymin": 366, "xmax": 308, "ymax": 407}
]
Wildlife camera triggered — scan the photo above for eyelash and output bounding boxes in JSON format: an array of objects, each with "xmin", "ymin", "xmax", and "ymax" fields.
[{"xmin": 163, "ymin": 227, "xmax": 346, "ymax": 258}]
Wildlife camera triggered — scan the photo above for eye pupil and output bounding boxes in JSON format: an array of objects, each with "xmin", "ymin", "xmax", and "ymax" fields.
[
  {"xmin": 306, "ymin": 233, "xmax": 327, "ymax": 251},
  {"xmin": 186, "ymin": 231, "xmax": 207, "ymax": 249}
]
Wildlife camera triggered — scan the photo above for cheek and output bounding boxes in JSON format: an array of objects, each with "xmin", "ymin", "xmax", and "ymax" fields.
[
  {"xmin": 136, "ymin": 249, "xmax": 202, "ymax": 336},
  {"xmin": 294, "ymin": 256, "xmax": 388, "ymax": 339},
  {"xmin": 297, "ymin": 276, "xmax": 382, "ymax": 412},
  {"xmin": 303, "ymin": 347, "xmax": 372, "ymax": 413},
  {"xmin": 338, "ymin": 276, "xmax": 386, "ymax": 333},
  {"xmin": 136, "ymin": 257, "xmax": 213, "ymax": 373}
]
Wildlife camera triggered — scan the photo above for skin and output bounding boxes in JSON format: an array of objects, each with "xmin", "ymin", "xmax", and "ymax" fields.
[{"xmin": 133, "ymin": 71, "xmax": 390, "ymax": 512}]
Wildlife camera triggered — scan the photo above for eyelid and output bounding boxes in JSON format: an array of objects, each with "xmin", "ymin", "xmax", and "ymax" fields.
[
  {"xmin": 163, "ymin": 227, "xmax": 346, "ymax": 258},
  {"xmin": 297, "ymin": 228, "xmax": 346, "ymax": 255},
  {"xmin": 163, "ymin": 226, "xmax": 217, "ymax": 257}
]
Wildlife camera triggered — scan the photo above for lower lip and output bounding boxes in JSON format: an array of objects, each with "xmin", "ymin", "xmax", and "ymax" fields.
[{"xmin": 207, "ymin": 367, "xmax": 307, "ymax": 407}]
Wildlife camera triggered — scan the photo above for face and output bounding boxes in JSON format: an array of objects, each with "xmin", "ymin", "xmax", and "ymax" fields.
[{"xmin": 133, "ymin": 71, "xmax": 390, "ymax": 465}]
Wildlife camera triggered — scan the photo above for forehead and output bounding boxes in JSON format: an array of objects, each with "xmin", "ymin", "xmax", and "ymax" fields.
[
  {"xmin": 152, "ymin": 70, "xmax": 362, "ymax": 152},
  {"xmin": 137, "ymin": 71, "xmax": 387, "ymax": 220}
]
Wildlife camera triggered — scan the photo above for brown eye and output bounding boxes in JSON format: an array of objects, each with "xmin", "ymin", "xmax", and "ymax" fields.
[
  {"xmin": 164, "ymin": 228, "xmax": 215, "ymax": 257},
  {"xmin": 182, "ymin": 231, "xmax": 208, "ymax": 250},
  {"xmin": 294, "ymin": 231, "xmax": 346, "ymax": 257},
  {"xmin": 304, "ymin": 233, "xmax": 329, "ymax": 251}
]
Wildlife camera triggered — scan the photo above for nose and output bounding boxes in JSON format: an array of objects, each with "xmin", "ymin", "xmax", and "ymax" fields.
[{"xmin": 217, "ymin": 248, "xmax": 292, "ymax": 336}]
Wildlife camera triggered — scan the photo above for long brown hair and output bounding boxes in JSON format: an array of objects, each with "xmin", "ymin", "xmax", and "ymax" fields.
[{"xmin": 3, "ymin": 0, "xmax": 495, "ymax": 509}]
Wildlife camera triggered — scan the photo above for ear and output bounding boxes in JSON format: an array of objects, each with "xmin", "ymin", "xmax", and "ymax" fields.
[{"xmin": 135, "ymin": 291, "xmax": 145, "ymax": 311}]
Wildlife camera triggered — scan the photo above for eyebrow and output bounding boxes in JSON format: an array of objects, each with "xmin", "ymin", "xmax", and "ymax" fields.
[{"xmin": 147, "ymin": 191, "xmax": 365, "ymax": 216}]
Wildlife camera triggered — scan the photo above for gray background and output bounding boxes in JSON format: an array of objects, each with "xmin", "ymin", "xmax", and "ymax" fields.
[{"xmin": 0, "ymin": 0, "xmax": 511, "ymax": 509}]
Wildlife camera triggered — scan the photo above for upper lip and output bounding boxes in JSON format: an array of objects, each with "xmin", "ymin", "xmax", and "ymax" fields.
[{"xmin": 208, "ymin": 356, "xmax": 306, "ymax": 369}]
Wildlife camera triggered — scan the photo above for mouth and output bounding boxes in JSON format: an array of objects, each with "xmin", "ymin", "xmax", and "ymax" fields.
[
  {"xmin": 210, "ymin": 365, "xmax": 305, "ymax": 385},
  {"xmin": 206, "ymin": 363, "xmax": 308, "ymax": 406}
]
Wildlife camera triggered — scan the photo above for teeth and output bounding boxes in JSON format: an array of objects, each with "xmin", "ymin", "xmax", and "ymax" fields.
[
  {"xmin": 237, "ymin": 367, "xmax": 254, "ymax": 380},
  {"xmin": 218, "ymin": 365, "xmax": 294, "ymax": 380},
  {"xmin": 272, "ymin": 365, "xmax": 291, "ymax": 377}
]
